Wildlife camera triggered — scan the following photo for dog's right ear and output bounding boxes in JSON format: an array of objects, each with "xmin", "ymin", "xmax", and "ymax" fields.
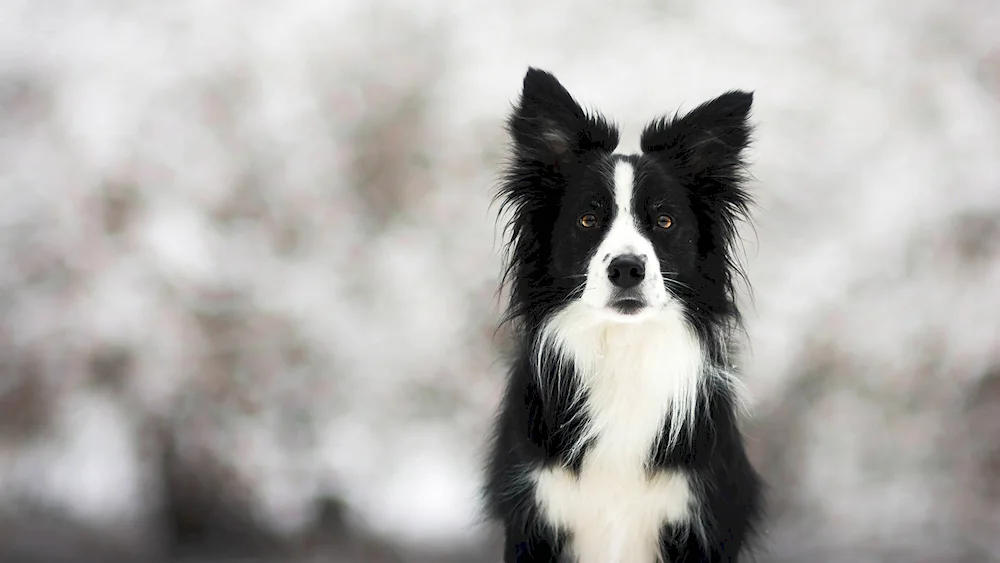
[{"xmin": 507, "ymin": 68, "xmax": 618, "ymax": 165}]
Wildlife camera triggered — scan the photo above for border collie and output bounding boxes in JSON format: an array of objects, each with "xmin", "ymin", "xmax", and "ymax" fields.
[{"xmin": 484, "ymin": 68, "xmax": 764, "ymax": 562}]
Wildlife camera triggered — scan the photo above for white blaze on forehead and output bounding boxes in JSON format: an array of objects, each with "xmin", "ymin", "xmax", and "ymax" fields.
[{"xmin": 612, "ymin": 159, "xmax": 636, "ymax": 221}]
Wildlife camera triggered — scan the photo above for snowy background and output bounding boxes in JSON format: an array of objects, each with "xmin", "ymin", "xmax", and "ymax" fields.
[{"xmin": 1, "ymin": 0, "xmax": 999, "ymax": 562}]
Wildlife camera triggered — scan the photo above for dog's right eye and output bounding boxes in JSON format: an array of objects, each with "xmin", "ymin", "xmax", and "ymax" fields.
[{"xmin": 578, "ymin": 213, "xmax": 599, "ymax": 229}]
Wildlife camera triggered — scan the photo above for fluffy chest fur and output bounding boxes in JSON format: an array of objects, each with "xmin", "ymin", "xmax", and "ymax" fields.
[{"xmin": 531, "ymin": 302, "xmax": 705, "ymax": 563}]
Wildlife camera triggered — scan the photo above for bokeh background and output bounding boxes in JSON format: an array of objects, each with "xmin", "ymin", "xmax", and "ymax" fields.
[{"xmin": 1, "ymin": 0, "xmax": 999, "ymax": 562}]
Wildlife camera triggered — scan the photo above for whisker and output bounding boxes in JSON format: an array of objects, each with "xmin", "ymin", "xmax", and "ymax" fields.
[
  {"xmin": 660, "ymin": 273, "xmax": 693, "ymax": 291},
  {"xmin": 563, "ymin": 281, "xmax": 587, "ymax": 302}
]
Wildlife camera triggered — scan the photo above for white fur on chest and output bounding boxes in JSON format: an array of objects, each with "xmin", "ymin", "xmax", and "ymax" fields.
[{"xmin": 532, "ymin": 303, "xmax": 705, "ymax": 563}]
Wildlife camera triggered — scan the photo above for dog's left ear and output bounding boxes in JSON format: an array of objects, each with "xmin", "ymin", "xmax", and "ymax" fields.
[
  {"xmin": 640, "ymin": 90, "xmax": 754, "ymax": 180},
  {"xmin": 508, "ymin": 68, "xmax": 619, "ymax": 166}
]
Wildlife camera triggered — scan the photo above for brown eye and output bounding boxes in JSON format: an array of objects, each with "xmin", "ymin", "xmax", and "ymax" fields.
[
  {"xmin": 579, "ymin": 213, "xmax": 598, "ymax": 228},
  {"xmin": 656, "ymin": 214, "xmax": 674, "ymax": 230}
]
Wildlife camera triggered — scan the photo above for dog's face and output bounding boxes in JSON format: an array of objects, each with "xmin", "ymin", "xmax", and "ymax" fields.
[
  {"xmin": 549, "ymin": 152, "xmax": 700, "ymax": 321},
  {"xmin": 500, "ymin": 68, "xmax": 753, "ymax": 328}
]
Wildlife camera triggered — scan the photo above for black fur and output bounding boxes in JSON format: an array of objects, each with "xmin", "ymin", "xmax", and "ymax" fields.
[{"xmin": 484, "ymin": 68, "xmax": 764, "ymax": 562}]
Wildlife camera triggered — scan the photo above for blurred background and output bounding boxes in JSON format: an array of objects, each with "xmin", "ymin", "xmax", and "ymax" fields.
[{"xmin": 1, "ymin": 0, "xmax": 999, "ymax": 562}]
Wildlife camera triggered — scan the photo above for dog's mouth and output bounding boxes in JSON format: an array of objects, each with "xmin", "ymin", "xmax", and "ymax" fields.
[{"xmin": 610, "ymin": 298, "xmax": 646, "ymax": 315}]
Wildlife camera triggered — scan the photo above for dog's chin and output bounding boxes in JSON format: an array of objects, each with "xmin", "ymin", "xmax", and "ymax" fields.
[
  {"xmin": 601, "ymin": 298, "xmax": 656, "ymax": 323},
  {"xmin": 612, "ymin": 298, "xmax": 645, "ymax": 315}
]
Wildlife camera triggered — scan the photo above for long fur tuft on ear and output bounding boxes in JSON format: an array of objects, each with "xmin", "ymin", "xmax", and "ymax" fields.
[
  {"xmin": 507, "ymin": 67, "xmax": 619, "ymax": 165},
  {"xmin": 641, "ymin": 90, "xmax": 754, "ymax": 183}
]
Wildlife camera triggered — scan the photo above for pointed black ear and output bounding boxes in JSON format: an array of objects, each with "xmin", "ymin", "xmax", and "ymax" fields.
[
  {"xmin": 640, "ymin": 90, "xmax": 754, "ymax": 177},
  {"xmin": 508, "ymin": 68, "xmax": 619, "ymax": 164}
]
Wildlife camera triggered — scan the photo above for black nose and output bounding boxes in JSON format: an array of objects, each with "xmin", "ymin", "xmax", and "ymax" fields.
[{"xmin": 607, "ymin": 255, "xmax": 645, "ymax": 289}]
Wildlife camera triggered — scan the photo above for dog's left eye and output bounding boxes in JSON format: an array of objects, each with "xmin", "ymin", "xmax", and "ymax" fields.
[
  {"xmin": 579, "ymin": 213, "xmax": 599, "ymax": 228},
  {"xmin": 656, "ymin": 214, "xmax": 674, "ymax": 230}
]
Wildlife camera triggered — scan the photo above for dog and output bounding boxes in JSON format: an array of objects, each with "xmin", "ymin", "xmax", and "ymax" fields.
[{"xmin": 483, "ymin": 68, "xmax": 764, "ymax": 562}]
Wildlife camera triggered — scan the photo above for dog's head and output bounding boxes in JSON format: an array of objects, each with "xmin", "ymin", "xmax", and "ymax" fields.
[{"xmin": 498, "ymin": 68, "xmax": 754, "ymax": 334}]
